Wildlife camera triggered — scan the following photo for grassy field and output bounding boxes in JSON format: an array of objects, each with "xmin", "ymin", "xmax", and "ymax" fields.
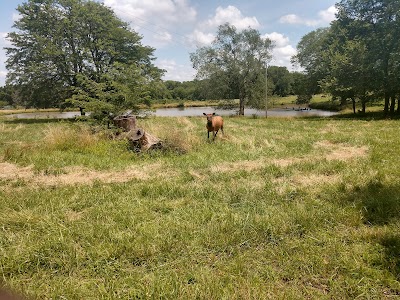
[{"xmin": 0, "ymin": 114, "xmax": 399, "ymax": 299}]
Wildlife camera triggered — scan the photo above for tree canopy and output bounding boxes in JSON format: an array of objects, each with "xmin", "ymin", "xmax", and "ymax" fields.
[
  {"xmin": 5, "ymin": 0, "xmax": 163, "ymax": 115},
  {"xmin": 294, "ymin": 0, "xmax": 400, "ymax": 115},
  {"xmin": 190, "ymin": 23, "xmax": 273, "ymax": 115}
]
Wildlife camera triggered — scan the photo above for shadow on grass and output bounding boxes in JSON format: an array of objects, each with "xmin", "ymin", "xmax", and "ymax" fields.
[
  {"xmin": 341, "ymin": 181, "xmax": 400, "ymax": 282},
  {"xmin": 379, "ymin": 235, "xmax": 400, "ymax": 281},
  {"xmin": 343, "ymin": 181, "xmax": 400, "ymax": 225},
  {"xmin": 301, "ymin": 111, "xmax": 400, "ymax": 121}
]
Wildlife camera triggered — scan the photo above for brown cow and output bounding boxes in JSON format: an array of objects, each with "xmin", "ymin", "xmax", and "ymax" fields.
[{"xmin": 203, "ymin": 113, "xmax": 224, "ymax": 140}]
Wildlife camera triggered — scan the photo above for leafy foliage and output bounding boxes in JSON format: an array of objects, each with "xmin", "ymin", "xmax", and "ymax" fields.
[
  {"xmin": 294, "ymin": 0, "xmax": 400, "ymax": 115},
  {"xmin": 5, "ymin": 0, "xmax": 163, "ymax": 115},
  {"xmin": 190, "ymin": 23, "xmax": 273, "ymax": 115}
]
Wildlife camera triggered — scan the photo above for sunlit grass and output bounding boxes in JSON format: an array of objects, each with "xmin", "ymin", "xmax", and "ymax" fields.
[{"xmin": 0, "ymin": 115, "xmax": 399, "ymax": 299}]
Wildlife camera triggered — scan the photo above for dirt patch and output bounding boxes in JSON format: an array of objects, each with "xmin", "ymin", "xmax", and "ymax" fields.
[
  {"xmin": 314, "ymin": 140, "xmax": 368, "ymax": 161},
  {"xmin": 0, "ymin": 162, "xmax": 171, "ymax": 187}
]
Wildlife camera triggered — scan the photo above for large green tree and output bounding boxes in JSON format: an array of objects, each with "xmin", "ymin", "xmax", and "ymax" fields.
[
  {"xmin": 190, "ymin": 23, "xmax": 273, "ymax": 115},
  {"xmin": 5, "ymin": 0, "xmax": 162, "ymax": 111}
]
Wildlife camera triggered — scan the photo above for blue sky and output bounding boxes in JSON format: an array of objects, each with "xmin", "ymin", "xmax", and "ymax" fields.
[{"xmin": 0, "ymin": 0, "xmax": 337, "ymax": 86}]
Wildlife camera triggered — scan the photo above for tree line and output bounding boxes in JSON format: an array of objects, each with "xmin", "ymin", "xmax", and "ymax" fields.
[
  {"xmin": 3, "ymin": 0, "xmax": 397, "ymax": 117},
  {"xmin": 1, "ymin": 0, "xmax": 310, "ymax": 117}
]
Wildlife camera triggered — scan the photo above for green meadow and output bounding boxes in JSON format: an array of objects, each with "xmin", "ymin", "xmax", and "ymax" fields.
[{"xmin": 0, "ymin": 114, "xmax": 399, "ymax": 299}]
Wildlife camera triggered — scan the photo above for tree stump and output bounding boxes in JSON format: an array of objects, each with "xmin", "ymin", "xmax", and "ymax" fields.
[
  {"xmin": 113, "ymin": 115, "xmax": 162, "ymax": 152},
  {"xmin": 113, "ymin": 115, "xmax": 136, "ymax": 132},
  {"xmin": 127, "ymin": 128, "xmax": 162, "ymax": 152}
]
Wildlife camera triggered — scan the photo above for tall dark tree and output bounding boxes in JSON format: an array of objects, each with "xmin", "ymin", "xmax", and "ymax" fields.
[
  {"xmin": 5, "ymin": 0, "xmax": 162, "ymax": 111},
  {"xmin": 190, "ymin": 23, "xmax": 273, "ymax": 115}
]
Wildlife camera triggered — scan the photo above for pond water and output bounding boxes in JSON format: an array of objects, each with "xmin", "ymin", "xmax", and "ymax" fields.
[
  {"xmin": 4, "ymin": 106, "xmax": 338, "ymax": 119},
  {"xmin": 152, "ymin": 106, "xmax": 338, "ymax": 117},
  {"xmin": 4, "ymin": 111, "xmax": 83, "ymax": 119}
]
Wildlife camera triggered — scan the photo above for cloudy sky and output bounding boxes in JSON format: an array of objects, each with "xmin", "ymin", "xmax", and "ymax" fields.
[{"xmin": 0, "ymin": 0, "xmax": 338, "ymax": 86}]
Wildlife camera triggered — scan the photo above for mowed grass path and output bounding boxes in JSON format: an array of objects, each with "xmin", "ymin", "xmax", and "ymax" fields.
[{"xmin": 0, "ymin": 116, "xmax": 399, "ymax": 299}]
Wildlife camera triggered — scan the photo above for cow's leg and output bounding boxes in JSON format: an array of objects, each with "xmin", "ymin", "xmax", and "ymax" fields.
[{"xmin": 213, "ymin": 129, "xmax": 219, "ymax": 140}]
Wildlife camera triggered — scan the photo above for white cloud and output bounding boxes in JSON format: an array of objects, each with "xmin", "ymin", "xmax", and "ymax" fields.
[
  {"xmin": 263, "ymin": 32, "xmax": 297, "ymax": 71},
  {"xmin": 203, "ymin": 6, "xmax": 260, "ymax": 30},
  {"xmin": 157, "ymin": 59, "xmax": 195, "ymax": 81},
  {"xmin": 189, "ymin": 6, "xmax": 260, "ymax": 47},
  {"xmin": 279, "ymin": 5, "xmax": 337, "ymax": 27},
  {"xmin": 263, "ymin": 32, "xmax": 289, "ymax": 48},
  {"xmin": 318, "ymin": 6, "xmax": 338, "ymax": 24},
  {"xmin": 0, "ymin": 32, "xmax": 10, "ymax": 86},
  {"xmin": 103, "ymin": 0, "xmax": 197, "ymax": 45},
  {"xmin": 187, "ymin": 30, "xmax": 215, "ymax": 47}
]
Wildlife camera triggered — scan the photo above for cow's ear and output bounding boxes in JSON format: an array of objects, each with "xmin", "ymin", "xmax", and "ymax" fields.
[
  {"xmin": 212, "ymin": 113, "xmax": 216, "ymax": 115},
  {"xmin": 203, "ymin": 113, "xmax": 206, "ymax": 116}
]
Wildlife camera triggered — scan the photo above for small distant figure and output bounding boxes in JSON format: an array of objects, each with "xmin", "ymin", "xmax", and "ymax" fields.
[{"xmin": 203, "ymin": 113, "xmax": 224, "ymax": 140}]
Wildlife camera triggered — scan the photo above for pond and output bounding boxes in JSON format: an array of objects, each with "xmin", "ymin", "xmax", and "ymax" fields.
[
  {"xmin": 4, "ymin": 106, "xmax": 338, "ymax": 119},
  {"xmin": 152, "ymin": 106, "xmax": 338, "ymax": 117}
]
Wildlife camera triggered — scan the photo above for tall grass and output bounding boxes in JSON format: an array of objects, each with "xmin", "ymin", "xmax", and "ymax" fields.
[{"xmin": 0, "ymin": 116, "xmax": 399, "ymax": 299}]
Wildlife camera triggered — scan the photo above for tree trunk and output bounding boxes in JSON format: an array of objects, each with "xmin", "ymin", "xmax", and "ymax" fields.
[
  {"xmin": 351, "ymin": 97, "xmax": 356, "ymax": 114},
  {"xmin": 384, "ymin": 93, "xmax": 390, "ymax": 116},
  {"xmin": 390, "ymin": 95, "xmax": 396, "ymax": 115},
  {"xmin": 113, "ymin": 115, "xmax": 136, "ymax": 132},
  {"xmin": 239, "ymin": 97, "xmax": 245, "ymax": 115},
  {"xmin": 361, "ymin": 97, "xmax": 366, "ymax": 114},
  {"xmin": 397, "ymin": 97, "xmax": 400, "ymax": 115},
  {"xmin": 79, "ymin": 106, "xmax": 85, "ymax": 116}
]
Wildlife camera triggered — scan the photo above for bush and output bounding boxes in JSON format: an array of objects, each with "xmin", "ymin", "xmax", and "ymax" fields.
[{"xmin": 296, "ymin": 94, "xmax": 312, "ymax": 104}]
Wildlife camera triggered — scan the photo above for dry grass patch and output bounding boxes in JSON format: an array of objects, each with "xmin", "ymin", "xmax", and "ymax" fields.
[
  {"xmin": 0, "ymin": 162, "xmax": 176, "ymax": 187},
  {"xmin": 271, "ymin": 158, "xmax": 303, "ymax": 168},
  {"xmin": 319, "ymin": 123, "xmax": 340, "ymax": 134},
  {"xmin": 0, "ymin": 123, "xmax": 25, "ymax": 133},
  {"xmin": 314, "ymin": 140, "xmax": 368, "ymax": 161},
  {"xmin": 43, "ymin": 124, "xmax": 99, "ymax": 151},
  {"xmin": 65, "ymin": 210, "xmax": 84, "ymax": 222},
  {"xmin": 0, "ymin": 162, "xmax": 33, "ymax": 180},
  {"xmin": 141, "ymin": 118, "xmax": 202, "ymax": 153},
  {"xmin": 211, "ymin": 159, "xmax": 265, "ymax": 173},
  {"xmin": 291, "ymin": 173, "xmax": 341, "ymax": 187},
  {"xmin": 273, "ymin": 172, "xmax": 341, "ymax": 196}
]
